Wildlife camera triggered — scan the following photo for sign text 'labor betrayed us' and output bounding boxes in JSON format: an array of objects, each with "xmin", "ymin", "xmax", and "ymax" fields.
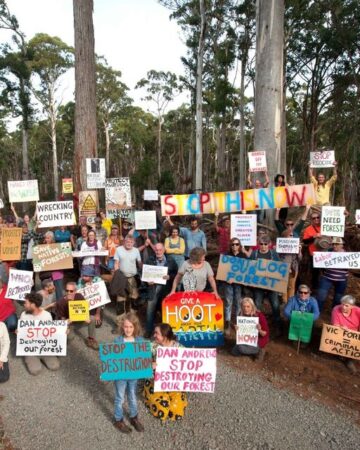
[{"xmin": 161, "ymin": 184, "xmax": 315, "ymax": 216}]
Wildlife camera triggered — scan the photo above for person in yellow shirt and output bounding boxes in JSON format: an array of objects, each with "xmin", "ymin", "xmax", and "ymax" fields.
[
  {"xmin": 164, "ymin": 226, "xmax": 185, "ymax": 269},
  {"xmin": 98, "ymin": 210, "xmax": 113, "ymax": 236},
  {"xmin": 308, "ymin": 161, "xmax": 337, "ymax": 205}
]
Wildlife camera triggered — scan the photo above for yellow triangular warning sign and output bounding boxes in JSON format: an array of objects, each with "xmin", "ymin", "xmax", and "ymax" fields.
[{"xmin": 82, "ymin": 195, "xmax": 96, "ymax": 211}]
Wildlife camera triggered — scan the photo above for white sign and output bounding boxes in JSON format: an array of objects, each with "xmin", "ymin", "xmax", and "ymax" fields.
[
  {"xmin": 310, "ymin": 150, "xmax": 335, "ymax": 168},
  {"xmin": 230, "ymin": 214, "xmax": 257, "ymax": 246},
  {"xmin": 72, "ymin": 249, "xmax": 109, "ymax": 258},
  {"xmin": 144, "ymin": 190, "xmax": 159, "ymax": 201},
  {"xmin": 276, "ymin": 237, "xmax": 300, "ymax": 254},
  {"xmin": 236, "ymin": 316, "xmax": 259, "ymax": 347},
  {"xmin": 86, "ymin": 158, "xmax": 106, "ymax": 189},
  {"xmin": 16, "ymin": 319, "xmax": 67, "ymax": 356},
  {"xmin": 5, "ymin": 269, "xmax": 33, "ymax": 300},
  {"xmin": 321, "ymin": 206, "xmax": 345, "ymax": 237},
  {"xmin": 313, "ymin": 252, "xmax": 360, "ymax": 269},
  {"xmin": 154, "ymin": 347, "xmax": 217, "ymax": 393},
  {"xmin": 37, "ymin": 201, "xmax": 75, "ymax": 228},
  {"xmin": 135, "ymin": 210, "xmax": 157, "ymax": 230},
  {"xmin": 0, "ymin": 198, "xmax": 3, "ymax": 208},
  {"xmin": 141, "ymin": 264, "xmax": 168, "ymax": 285},
  {"xmin": 8, "ymin": 180, "xmax": 39, "ymax": 203},
  {"xmin": 77, "ymin": 280, "xmax": 111, "ymax": 310},
  {"xmin": 355, "ymin": 210, "xmax": 360, "ymax": 225},
  {"xmin": 248, "ymin": 151, "xmax": 267, "ymax": 172}
]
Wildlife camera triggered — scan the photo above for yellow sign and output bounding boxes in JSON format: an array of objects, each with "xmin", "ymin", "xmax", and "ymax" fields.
[
  {"xmin": 68, "ymin": 300, "xmax": 90, "ymax": 322},
  {"xmin": 62, "ymin": 178, "xmax": 73, "ymax": 194},
  {"xmin": 79, "ymin": 191, "xmax": 98, "ymax": 218}
]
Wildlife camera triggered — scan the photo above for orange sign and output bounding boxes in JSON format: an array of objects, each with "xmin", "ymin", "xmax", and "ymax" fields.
[{"xmin": 0, "ymin": 227, "xmax": 22, "ymax": 261}]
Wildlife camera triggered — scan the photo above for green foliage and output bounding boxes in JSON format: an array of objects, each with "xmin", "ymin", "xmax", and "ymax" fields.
[{"xmin": 157, "ymin": 170, "xmax": 176, "ymax": 194}]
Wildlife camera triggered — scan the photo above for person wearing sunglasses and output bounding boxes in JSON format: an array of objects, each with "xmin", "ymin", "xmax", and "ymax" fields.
[
  {"xmin": 274, "ymin": 205, "xmax": 310, "ymax": 237},
  {"xmin": 303, "ymin": 212, "xmax": 322, "ymax": 289},
  {"xmin": 284, "ymin": 284, "xmax": 320, "ymax": 322},
  {"xmin": 224, "ymin": 238, "xmax": 252, "ymax": 334},
  {"xmin": 308, "ymin": 161, "xmax": 337, "ymax": 206}
]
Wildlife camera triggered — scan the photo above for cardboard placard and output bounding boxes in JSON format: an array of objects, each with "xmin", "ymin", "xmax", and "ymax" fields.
[
  {"xmin": 162, "ymin": 292, "xmax": 224, "ymax": 347},
  {"xmin": 154, "ymin": 347, "xmax": 217, "ymax": 393},
  {"xmin": 105, "ymin": 178, "xmax": 132, "ymax": 219},
  {"xmin": 276, "ymin": 237, "xmax": 300, "ymax": 254},
  {"xmin": 144, "ymin": 190, "xmax": 159, "ymax": 201},
  {"xmin": 141, "ymin": 264, "xmax": 168, "ymax": 285},
  {"xmin": 68, "ymin": 300, "xmax": 90, "ymax": 322},
  {"xmin": 216, "ymin": 254, "xmax": 289, "ymax": 294},
  {"xmin": 72, "ymin": 249, "xmax": 109, "ymax": 258},
  {"xmin": 134, "ymin": 210, "xmax": 157, "ymax": 230},
  {"xmin": 236, "ymin": 316, "xmax": 259, "ymax": 346},
  {"xmin": 0, "ymin": 227, "xmax": 22, "ymax": 261},
  {"xmin": 32, "ymin": 242, "xmax": 73, "ymax": 272},
  {"xmin": 79, "ymin": 190, "xmax": 98, "ymax": 222},
  {"xmin": 161, "ymin": 184, "xmax": 316, "ymax": 216},
  {"xmin": 248, "ymin": 151, "xmax": 267, "ymax": 172},
  {"xmin": 310, "ymin": 150, "xmax": 335, "ymax": 168},
  {"xmin": 37, "ymin": 201, "xmax": 75, "ymax": 228},
  {"xmin": 321, "ymin": 206, "xmax": 345, "ymax": 237},
  {"xmin": 62, "ymin": 178, "xmax": 73, "ymax": 194},
  {"xmin": 313, "ymin": 252, "xmax": 360, "ymax": 269},
  {"xmin": 320, "ymin": 324, "xmax": 360, "ymax": 360},
  {"xmin": 230, "ymin": 214, "xmax": 257, "ymax": 246},
  {"xmin": 77, "ymin": 280, "xmax": 111, "ymax": 310},
  {"xmin": 8, "ymin": 179, "xmax": 39, "ymax": 203},
  {"xmin": 16, "ymin": 319, "xmax": 67, "ymax": 356},
  {"xmin": 99, "ymin": 341, "xmax": 152, "ymax": 381},
  {"xmin": 5, "ymin": 269, "xmax": 33, "ymax": 300},
  {"xmin": 86, "ymin": 158, "xmax": 106, "ymax": 189},
  {"xmin": 288, "ymin": 311, "xmax": 314, "ymax": 343}
]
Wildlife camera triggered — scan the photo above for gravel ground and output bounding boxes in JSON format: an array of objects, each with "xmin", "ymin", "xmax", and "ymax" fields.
[{"xmin": 1, "ymin": 307, "xmax": 359, "ymax": 450}]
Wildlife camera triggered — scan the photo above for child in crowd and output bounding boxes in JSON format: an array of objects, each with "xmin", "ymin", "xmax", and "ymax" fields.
[{"xmin": 113, "ymin": 313, "xmax": 145, "ymax": 434}]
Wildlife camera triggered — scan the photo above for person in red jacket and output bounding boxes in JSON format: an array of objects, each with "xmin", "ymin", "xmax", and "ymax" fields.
[{"xmin": 0, "ymin": 278, "xmax": 17, "ymax": 332}]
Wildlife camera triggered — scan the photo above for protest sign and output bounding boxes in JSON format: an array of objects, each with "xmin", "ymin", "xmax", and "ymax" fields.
[
  {"xmin": 144, "ymin": 190, "xmax": 159, "ymax": 201},
  {"xmin": 216, "ymin": 254, "xmax": 289, "ymax": 294},
  {"xmin": 276, "ymin": 237, "xmax": 300, "ymax": 254},
  {"xmin": 5, "ymin": 269, "xmax": 33, "ymax": 300},
  {"xmin": 79, "ymin": 190, "xmax": 98, "ymax": 223},
  {"xmin": 141, "ymin": 264, "xmax": 168, "ymax": 285},
  {"xmin": 77, "ymin": 280, "xmax": 111, "ymax": 310},
  {"xmin": 248, "ymin": 151, "xmax": 267, "ymax": 172},
  {"xmin": 0, "ymin": 227, "xmax": 22, "ymax": 261},
  {"xmin": 99, "ymin": 341, "xmax": 152, "ymax": 381},
  {"xmin": 230, "ymin": 214, "xmax": 257, "ymax": 246},
  {"xmin": 8, "ymin": 179, "xmax": 39, "ymax": 203},
  {"xmin": 154, "ymin": 347, "xmax": 217, "ymax": 393},
  {"xmin": 236, "ymin": 316, "xmax": 259, "ymax": 346},
  {"xmin": 32, "ymin": 242, "xmax": 73, "ymax": 272},
  {"xmin": 68, "ymin": 300, "xmax": 90, "ymax": 322},
  {"xmin": 62, "ymin": 178, "xmax": 73, "ymax": 194},
  {"xmin": 37, "ymin": 201, "xmax": 75, "ymax": 228},
  {"xmin": 0, "ymin": 198, "xmax": 3, "ymax": 209},
  {"xmin": 321, "ymin": 206, "xmax": 345, "ymax": 237},
  {"xmin": 320, "ymin": 324, "xmax": 360, "ymax": 360},
  {"xmin": 86, "ymin": 158, "xmax": 106, "ymax": 189},
  {"xmin": 162, "ymin": 292, "xmax": 224, "ymax": 347},
  {"xmin": 313, "ymin": 252, "xmax": 360, "ymax": 269},
  {"xmin": 134, "ymin": 210, "xmax": 157, "ymax": 230},
  {"xmin": 72, "ymin": 249, "xmax": 109, "ymax": 258},
  {"xmin": 16, "ymin": 319, "xmax": 67, "ymax": 356},
  {"xmin": 288, "ymin": 312, "xmax": 314, "ymax": 344},
  {"xmin": 161, "ymin": 184, "xmax": 316, "ymax": 216},
  {"xmin": 105, "ymin": 178, "xmax": 132, "ymax": 220},
  {"xmin": 309, "ymin": 150, "xmax": 335, "ymax": 168},
  {"xmin": 356, "ymin": 210, "xmax": 360, "ymax": 224}
]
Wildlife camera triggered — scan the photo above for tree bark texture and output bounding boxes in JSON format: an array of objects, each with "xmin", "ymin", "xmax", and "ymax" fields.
[{"xmin": 73, "ymin": 0, "xmax": 97, "ymax": 193}]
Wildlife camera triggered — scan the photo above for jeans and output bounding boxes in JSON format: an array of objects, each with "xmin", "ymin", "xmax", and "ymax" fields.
[
  {"xmin": 224, "ymin": 283, "xmax": 242, "ymax": 321},
  {"xmin": 114, "ymin": 379, "xmax": 138, "ymax": 421},
  {"xmin": 253, "ymin": 289, "xmax": 280, "ymax": 324},
  {"xmin": 146, "ymin": 285, "xmax": 164, "ymax": 333},
  {"xmin": 4, "ymin": 313, "xmax": 18, "ymax": 332},
  {"xmin": 316, "ymin": 276, "xmax": 347, "ymax": 311},
  {"xmin": 53, "ymin": 279, "xmax": 64, "ymax": 302}
]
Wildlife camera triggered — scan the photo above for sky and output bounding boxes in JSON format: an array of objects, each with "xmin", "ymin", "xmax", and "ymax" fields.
[{"xmin": 2, "ymin": 0, "xmax": 190, "ymax": 111}]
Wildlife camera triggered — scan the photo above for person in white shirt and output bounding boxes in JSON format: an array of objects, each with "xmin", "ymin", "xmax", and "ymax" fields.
[{"xmin": 0, "ymin": 321, "xmax": 10, "ymax": 383}]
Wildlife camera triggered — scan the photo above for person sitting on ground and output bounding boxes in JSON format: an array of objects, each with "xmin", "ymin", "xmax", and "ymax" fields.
[
  {"xmin": 37, "ymin": 278, "xmax": 57, "ymax": 316},
  {"xmin": 0, "ymin": 277, "xmax": 17, "ymax": 332},
  {"xmin": 284, "ymin": 284, "xmax": 320, "ymax": 322},
  {"xmin": 308, "ymin": 161, "xmax": 337, "ymax": 206},
  {"xmin": 56, "ymin": 281, "xmax": 99, "ymax": 350},
  {"xmin": 164, "ymin": 226, "xmax": 185, "ymax": 269},
  {"xmin": 0, "ymin": 321, "xmax": 10, "ymax": 383},
  {"xmin": 20, "ymin": 292, "xmax": 60, "ymax": 375},
  {"xmin": 231, "ymin": 297, "xmax": 269, "ymax": 361},
  {"xmin": 331, "ymin": 294, "xmax": 360, "ymax": 375},
  {"xmin": 167, "ymin": 216, "xmax": 206, "ymax": 259},
  {"xmin": 76, "ymin": 265, "xmax": 102, "ymax": 327},
  {"xmin": 169, "ymin": 247, "xmax": 220, "ymax": 298},
  {"xmin": 214, "ymin": 213, "xmax": 231, "ymax": 254}
]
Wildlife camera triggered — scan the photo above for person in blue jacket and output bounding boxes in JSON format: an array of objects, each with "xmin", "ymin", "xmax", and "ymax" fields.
[{"xmin": 284, "ymin": 284, "xmax": 320, "ymax": 321}]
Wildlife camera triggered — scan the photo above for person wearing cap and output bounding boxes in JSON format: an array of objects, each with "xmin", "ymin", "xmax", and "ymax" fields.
[
  {"xmin": 316, "ymin": 237, "xmax": 348, "ymax": 311},
  {"xmin": 331, "ymin": 295, "xmax": 360, "ymax": 374},
  {"xmin": 284, "ymin": 284, "xmax": 320, "ymax": 322},
  {"xmin": 308, "ymin": 161, "xmax": 337, "ymax": 206},
  {"xmin": 214, "ymin": 212, "xmax": 231, "ymax": 254}
]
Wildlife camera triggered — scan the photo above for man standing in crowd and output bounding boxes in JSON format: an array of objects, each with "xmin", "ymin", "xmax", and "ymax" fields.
[
  {"xmin": 302, "ymin": 211, "xmax": 322, "ymax": 290},
  {"xmin": 308, "ymin": 161, "xmax": 337, "ymax": 205},
  {"xmin": 214, "ymin": 213, "xmax": 231, "ymax": 254},
  {"xmin": 94, "ymin": 216, "xmax": 108, "ymax": 246},
  {"xmin": 167, "ymin": 216, "xmax": 207, "ymax": 258},
  {"xmin": 20, "ymin": 292, "xmax": 60, "ymax": 375}
]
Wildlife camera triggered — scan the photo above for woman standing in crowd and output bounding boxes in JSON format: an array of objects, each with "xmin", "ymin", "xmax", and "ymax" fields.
[
  {"xmin": 144, "ymin": 323, "xmax": 187, "ymax": 421},
  {"xmin": 164, "ymin": 226, "xmax": 185, "ymax": 269},
  {"xmin": 231, "ymin": 297, "xmax": 269, "ymax": 361},
  {"xmin": 10, "ymin": 203, "xmax": 37, "ymax": 231},
  {"xmin": 43, "ymin": 231, "xmax": 64, "ymax": 301},
  {"xmin": 80, "ymin": 229, "xmax": 103, "ymax": 276},
  {"xmin": 98, "ymin": 210, "xmax": 113, "ymax": 236},
  {"xmin": 278, "ymin": 229, "xmax": 302, "ymax": 303},
  {"xmin": 104, "ymin": 224, "xmax": 122, "ymax": 271},
  {"xmin": 214, "ymin": 213, "xmax": 231, "ymax": 254}
]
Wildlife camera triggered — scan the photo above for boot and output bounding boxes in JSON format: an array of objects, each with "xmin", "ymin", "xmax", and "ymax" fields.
[
  {"xmin": 224, "ymin": 320, "xmax": 231, "ymax": 336},
  {"xmin": 114, "ymin": 420, "xmax": 132, "ymax": 434},
  {"xmin": 256, "ymin": 348, "xmax": 266, "ymax": 362},
  {"xmin": 130, "ymin": 416, "xmax": 144, "ymax": 432}
]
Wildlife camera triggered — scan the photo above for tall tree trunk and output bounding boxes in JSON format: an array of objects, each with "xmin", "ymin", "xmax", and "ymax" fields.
[
  {"xmin": 103, "ymin": 118, "xmax": 110, "ymax": 175},
  {"xmin": 73, "ymin": 0, "xmax": 97, "ymax": 193},
  {"xmin": 157, "ymin": 115, "xmax": 162, "ymax": 179},
  {"xmin": 49, "ymin": 86, "xmax": 59, "ymax": 200},
  {"xmin": 239, "ymin": 57, "xmax": 247, "ymax": 189}
]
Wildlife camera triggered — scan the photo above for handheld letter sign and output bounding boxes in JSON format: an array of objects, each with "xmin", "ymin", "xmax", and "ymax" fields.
[
  {"xmin": 86, "ymin": 158, "xmax": 106, "ymax": 189},
  {"xmin": 105, "ymin": 178, "xmax": 132, "ymax": 219},
  {"xmin": 230, "ymin": 214, "xmax": 257, "ymax": 246},
  {"xmin": 79, "ymin": 190, "xmax": 98, "ymax": 223},
  {"xmin": 32, "ymin": 243, "xmax": 73, "ymax": 272},
  {"xmin": 144, "ymin": 190, "xmax": 158, "ymax": 201},
  {"xmin": 310, "ymin": 150, "xmax": 335, "ymax": 168},
  {"xmin": 162, "ymin": 292, "xmax": 224, "ymax": 347},
  {"xmin": 99, "ymin": 341, "xmax": 152, "ymax": 381},
  {"xmin": 37, "ymin": 201, "xmax": 75, "ymax": 228},
  {"xmin": 248, "ymin": 151, "xmax": 267, "ymax": 172},
  {"xmin": 8, "ymin": 180, "xmax": 39, "ymax": 203},
  {"xmin": 288, "ymin": 312, "xmax": 314, "ymax": 344},
  {"xmin": 276, "ymin": 238, "xmax": 300, "ymax": 254},
  {"xmin": 77, "ymin": 280, "xmax": 111, "ymax": 310},
  {"xmin": 0, "ymin": 227, "xmax": 22, "ymax": 261},
  {"xmin": 141, "ymin": 265, "xmax": 168, "ymax": 285},
  {"xmin": 5, "ymin": 269, "xmax": 33, "ymax": 300},
  {"xmin": 313, "ymin": 252, "xmax": 360, "ymax": 269},
  {"xmin": 68, "ymin": 300, "xmax": 90, "ymax": 322},
  {"xmin": 236, "ymin": 316, "xmax": 259, "ymax": 346},
  {"xmin": 319, "ymin": 324, "xmax": 360, "ymax": 360},
  {"xmin": 321, "ymin": 206, "xmax": 345, "ymax": 237},
  {"xmin": 62, "ymin": 178, "xmax": 73, "ymax": 194},
  {"xmin": 154, "ymin": 347, "xmax": 217, "ymax": 393},
  {"xmin": 134, "ymin": 210, "xmax": 157, "ymax": 230}
]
